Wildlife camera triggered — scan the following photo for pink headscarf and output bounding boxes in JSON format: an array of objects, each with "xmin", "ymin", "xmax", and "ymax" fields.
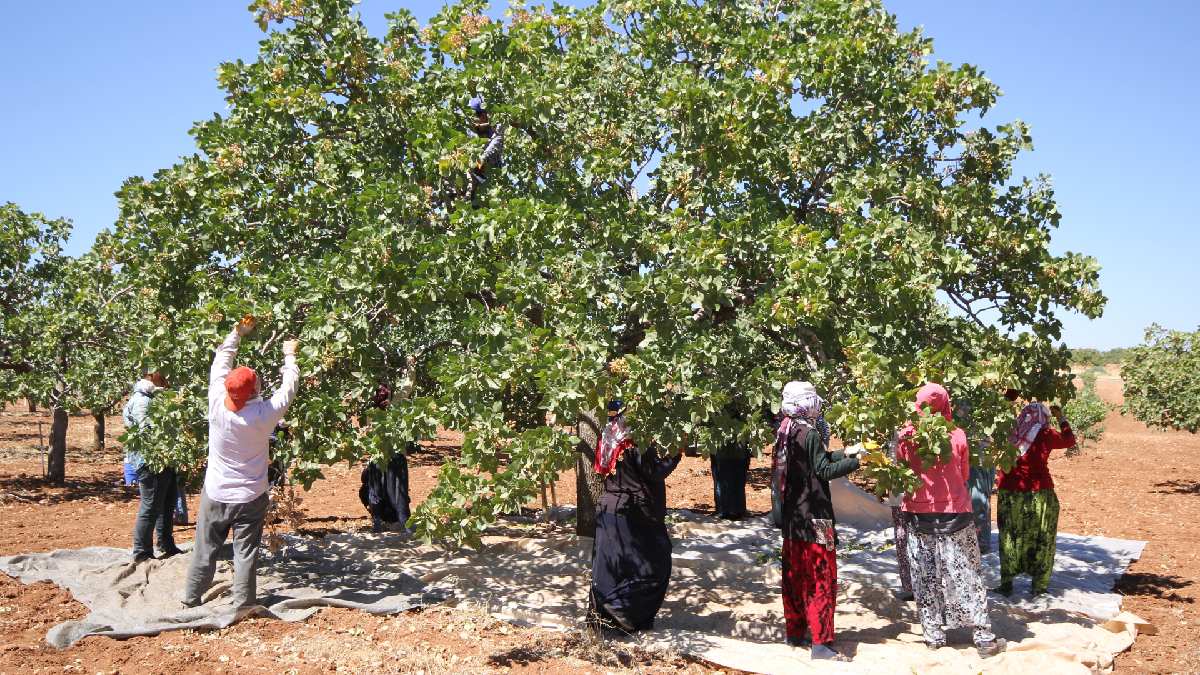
[{"xmin": 914, "ymin": 383, "xmax": 952, "ymax": 421}]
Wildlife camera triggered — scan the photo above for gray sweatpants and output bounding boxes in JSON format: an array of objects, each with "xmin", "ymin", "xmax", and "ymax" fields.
[{"xmin": 183, "ymin": 490, "xmax": 269, "ymax": 607}]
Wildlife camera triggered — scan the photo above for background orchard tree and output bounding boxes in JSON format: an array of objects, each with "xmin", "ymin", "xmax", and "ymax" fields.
[
  {"xmin": 24, "ymin": 247, "xmax": 152, "ymax": 482},
  {"xmin": 1, "ymin": 204, "xmax": 148, "ymax": 482},
  {"xmin": 1, "ymin": 203, "xmax": 69, "ymax": 387},
  {"xmin": 1123, "ymin": 325, "xmax": 1200, "ymax": 433},
  {"xmin": 110, "ymin": 0, "xmax": 1104, "ymax": 546}
]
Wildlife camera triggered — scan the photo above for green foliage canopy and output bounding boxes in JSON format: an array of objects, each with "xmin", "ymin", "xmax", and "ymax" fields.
[{"xmin": 110, "ymin": 0, "xmax": 1104, "ymax": 545}]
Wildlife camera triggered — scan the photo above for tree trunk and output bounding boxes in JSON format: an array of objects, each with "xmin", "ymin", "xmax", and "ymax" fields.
[
  {"xmin": 574, "ymin": 411, "xmax": 603, "ymax": 538},
  {"xmin": 92, "ymin": 411, "xmax": 106, "ymax": 451},
  {"xmin": 48, "ymin": 406, "xmax": 68, "ymax": 484},
  {"xmin": 47, "ymin": 349, "xmax": 69, "ymax": 485},
  {"xmin": 27, "ymin": 399, "xmax": 37, "ymax": 413}
]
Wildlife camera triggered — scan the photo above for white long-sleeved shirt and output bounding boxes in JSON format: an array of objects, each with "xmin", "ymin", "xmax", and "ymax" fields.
[{"xmin": 204, "ymin": 330, "xmax": 300, "ymax": 503}]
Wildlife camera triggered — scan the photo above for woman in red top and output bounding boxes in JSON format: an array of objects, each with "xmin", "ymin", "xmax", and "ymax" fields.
[{"xmin": 996, "ymin": 402, "xmax": 1075, "ymax": 596}]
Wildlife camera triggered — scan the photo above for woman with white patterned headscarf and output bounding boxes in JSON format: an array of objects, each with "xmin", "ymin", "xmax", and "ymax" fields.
[{"xmin": 773, "ymin": 381, "xmax": 862, "ymax": 661}]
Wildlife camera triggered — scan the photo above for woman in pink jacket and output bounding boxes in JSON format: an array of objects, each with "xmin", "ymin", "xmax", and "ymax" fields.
[{"xmin": 896, "ymin": 383, "xmax": 1005, "ymax": 658}]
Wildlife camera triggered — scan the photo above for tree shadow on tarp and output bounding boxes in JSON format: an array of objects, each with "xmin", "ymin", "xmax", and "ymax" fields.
[
  {"xmin": 247, "ymin": 538, "xmax": 444, "ymax": 609},
  {"xmin": 1114, "ymin": 572, "xmax": 1194, "ymax": 604},
  {"xmin": 1151, "ymin": 479, "xmax": 1200, "ymax": 495}
]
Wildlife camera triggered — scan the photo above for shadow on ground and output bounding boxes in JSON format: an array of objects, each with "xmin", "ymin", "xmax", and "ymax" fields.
[
  {"xmin": 0, "ymin": 472, "xmax": 132, "ymax": 505},
  {"xmin": 1115, "ymin": 572, "xmax": 1195, "ymax": 604},
  {"xmin": 1152, "ymin": 479, "xmax": 1200, "ymax": 496}
]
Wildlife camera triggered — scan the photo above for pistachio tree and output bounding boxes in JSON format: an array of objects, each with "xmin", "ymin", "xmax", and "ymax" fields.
[
  {"xmin": 110, "ymin": 0, "xmax": 1103, "ymax": 545},
  {"xmin": 1123, "ymin": 325, "xmax": 1200, "ymax": 433},
  {"xmin": 1, "ymin": 205, "xmax": 141, "ymax": 481}
]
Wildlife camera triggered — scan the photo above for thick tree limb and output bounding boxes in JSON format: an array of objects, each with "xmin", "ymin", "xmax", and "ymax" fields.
[{"xmin": 0, "ymin": 361, "xmax": 32, "ymax": 374}]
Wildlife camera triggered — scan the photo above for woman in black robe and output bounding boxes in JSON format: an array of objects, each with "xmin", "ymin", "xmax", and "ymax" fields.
[
  {"xmin": 358, "ymin": 384, "xmax": 413, "ymax": 533},
  {"xmin": 590, "ymin": 401, "xmax": 681, "ymax": 632}
]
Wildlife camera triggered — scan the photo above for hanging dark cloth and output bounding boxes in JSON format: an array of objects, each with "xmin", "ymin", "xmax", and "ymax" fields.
[
  {"xmin": 590, "ymin": 441, "xmax": 681, "ymax": 632},
  {"xmin": 359, "ymin": 447, "xmax": 413, "ymax": 530},
  {"xmin": 711, "ymin": 443, "xmax": 751, "ymax": 519}
]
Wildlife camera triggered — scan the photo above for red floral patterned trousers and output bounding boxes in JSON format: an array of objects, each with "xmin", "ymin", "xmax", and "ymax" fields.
[{"xmin": 781, "ymin": 538, "xmax": 837, "ymax": 644}]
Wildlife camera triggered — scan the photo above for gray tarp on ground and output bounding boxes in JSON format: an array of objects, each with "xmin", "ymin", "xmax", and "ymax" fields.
[
  {"xmin": 0, "ymin": 478, "xmax": 1148, "ymax": 672},
  {"xmin": 0, "ymin": 540, "xmax": 450, "ymax": 648}
]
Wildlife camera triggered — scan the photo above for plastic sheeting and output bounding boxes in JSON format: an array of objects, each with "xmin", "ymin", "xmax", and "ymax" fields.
[
  {"xmin": 0, "ymin": 540, "xmax": 448, "ymax": 648},
  {"xmin": 0, "ymin": 478, "xmax": 1146, "ymax": 673}
]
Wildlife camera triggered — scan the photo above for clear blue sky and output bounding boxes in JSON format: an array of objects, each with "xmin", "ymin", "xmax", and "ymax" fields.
[{"xmin": 2, "ymin": 1, "xmax": 1196, "ymax": 349}]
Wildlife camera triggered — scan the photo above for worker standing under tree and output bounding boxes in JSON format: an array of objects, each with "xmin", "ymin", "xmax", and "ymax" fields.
[
  {"xmin": 182, "ymin": 316, "xmax": 299, "ymax": 609},
  {"xmin": 123, "ymin": 371, "xmax": 181, "ymax": 562}
]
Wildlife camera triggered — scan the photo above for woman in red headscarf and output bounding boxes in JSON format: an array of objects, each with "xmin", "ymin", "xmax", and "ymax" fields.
[
  {"xmin": 588, "ymin": 400, "xmax": 681, "ymax": 633},
  {"xmin": 896, "ymin": 383, "xmax": 1005, "ymax": 658}
]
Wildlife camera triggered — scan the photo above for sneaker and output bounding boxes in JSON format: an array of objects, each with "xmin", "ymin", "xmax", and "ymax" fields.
[
  {"xmin": 925, "ymin": 640, "xmax": 946, "ymax": 650},
  {"xmin": 977, "ymin": 638, "xmax": 1007, "ymax": 658},
  {"xmin": 810, "ymin": 644, "xmax": 849, "ymax": 661},
  {"xmin": 895, "ymin": 590, "xmax": 915, "ymax": 602},
  {"xmin": 130, "ymin": 552, "xmax": 154, "ymax": 564}
]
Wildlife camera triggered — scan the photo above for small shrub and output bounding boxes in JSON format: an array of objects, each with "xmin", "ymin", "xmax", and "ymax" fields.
[{"xmin": 1065, "ymin": 380, "xmax": 1109, "ymax": 451}]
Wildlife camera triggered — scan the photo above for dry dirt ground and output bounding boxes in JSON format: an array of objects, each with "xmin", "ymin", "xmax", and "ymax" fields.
[{"xmin": 1, "ymin": 377, "xmax": 1197, "ymax": 673}]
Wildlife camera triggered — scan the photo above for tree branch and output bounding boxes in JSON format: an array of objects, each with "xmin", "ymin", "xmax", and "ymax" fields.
[{"xmin": 0, "ymin": 361, "xmax": 32, "ymax": 374}]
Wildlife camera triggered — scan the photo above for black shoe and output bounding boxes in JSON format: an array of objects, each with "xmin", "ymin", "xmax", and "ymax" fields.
[
  {"xmin": 896, "ymin": 590, "xmax": 915, "ymax": 602},
  {"xmin": 925, "ymin": 640, "xmax": 946, "ymax": 650},
  {"xmin": 601, "ymin": 603, "xmax": 637, "ymax": 632},
  {"xmin": 786, "ymin": 635, "xmax": 812, "ymax": 648},
  {"xmin": 131, "ymin": 552, "xmax": 154, "ymax": 564},
  {"xmin": 977, "ymin": 638, "xmax": 1007, "ymax": 658},
  {"xmin": 157, "ymin": 546, "xmax": 184, "ymax": 559}
]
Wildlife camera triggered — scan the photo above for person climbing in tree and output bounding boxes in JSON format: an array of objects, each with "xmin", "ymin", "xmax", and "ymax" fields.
[
  {"xmin": 358, "ymin": 383, "xmax": 414, "ymax": 534},
  {"xmin": 468, "ymin": 95, "xmax": 505, "ymax": 196},
  {"xmin": 182, "ymin": 316, "xmax": 299, "ymax": 609}
]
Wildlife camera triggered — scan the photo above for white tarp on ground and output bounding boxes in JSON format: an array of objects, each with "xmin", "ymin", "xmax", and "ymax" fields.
[{"xmin": 0, "ymin": 479, "xmax": 1147, "ymax": 673}]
